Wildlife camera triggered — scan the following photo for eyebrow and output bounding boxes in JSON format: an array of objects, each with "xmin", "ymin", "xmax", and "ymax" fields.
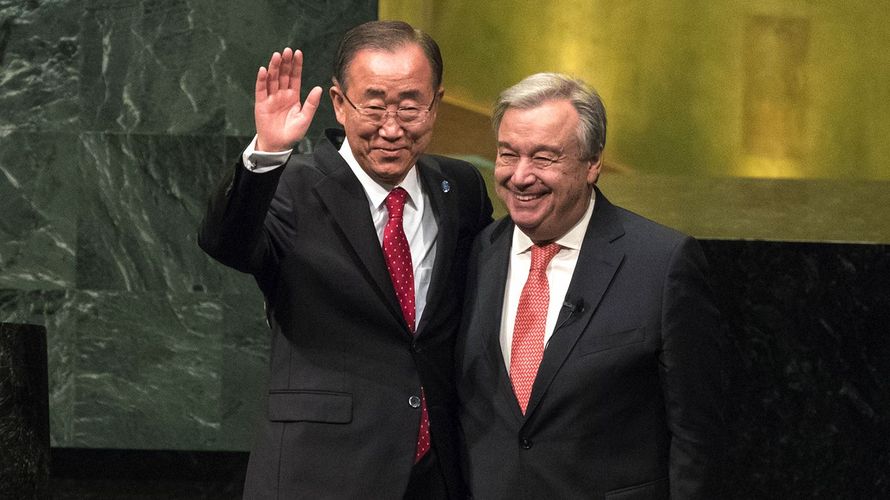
[
  {"xmin": 361, "ymin": 88, "xmax": 426, "ymax": 101},
  {"xmin": 497, "ymin": 141, "xmax": 562, "ymax": 154}
]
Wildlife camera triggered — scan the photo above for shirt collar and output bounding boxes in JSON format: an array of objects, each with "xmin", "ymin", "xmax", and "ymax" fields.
[
  {"xmin": 339, "ymin": 137, "xmax": 423, "ymax": 210},
  {"xmin": 512, "ymin": 193, "xmax": 596, "ymax": 255}
]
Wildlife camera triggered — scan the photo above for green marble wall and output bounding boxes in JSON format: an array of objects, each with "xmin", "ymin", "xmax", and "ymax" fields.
[{"xmin": 0, "ymin": 1, "xmax": 378, "ymax": 451}]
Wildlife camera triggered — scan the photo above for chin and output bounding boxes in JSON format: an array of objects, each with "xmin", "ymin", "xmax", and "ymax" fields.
[
  {"xmin": 511, "ymin": 216, "xmax": 542, "ymax": 233},
  {"xmin": 372, "ymin": 154, "xmax": 409, "ymax": 168},
  {"xmin": 369, "ymin": 164, "xmax": 412, "ymax": 184},
  {"xmin": 507, "ymin": 204, "xmax": 543, "ymax": 222}
]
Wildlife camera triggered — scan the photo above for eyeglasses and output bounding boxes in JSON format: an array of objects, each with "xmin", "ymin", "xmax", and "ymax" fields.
[
  {"xmin": 495, "ymin": 150, "xmax": 569, "ymax": 170},
  {"xmin": 340, "ymin": 92, "xmax": 436, "ymax": 126}
]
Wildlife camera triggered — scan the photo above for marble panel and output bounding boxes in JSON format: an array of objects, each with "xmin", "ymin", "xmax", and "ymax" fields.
[
  {"xmin": 0, "ymin": 132, "xmax": 80, "ymax": 290},
  {"xmin": 79, "ymin": 0, "xmax": 227, "ymax": 134},
  {"xmin": 701, "ymin": 240, "xmax": 890, "ymax": 499},
  {"xmin": 73, "ymin": 132, "xmax": 245, "ymax": 292},
  {"xmin": 0, "ymin": 1, "xmax": 82, "ymax": 132},
  {"xmin": 0, "ymin": 286, "xmax": 268, "ymax": 451},
  {"xmin": 70, "ymin": 290, "xmax": 224, "ymax": 450}
]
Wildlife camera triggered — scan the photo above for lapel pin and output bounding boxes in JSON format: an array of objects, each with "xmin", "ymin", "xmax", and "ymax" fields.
[{"xmin": 441, "ymin": 180, "xmax": 451, "ymax": 193}]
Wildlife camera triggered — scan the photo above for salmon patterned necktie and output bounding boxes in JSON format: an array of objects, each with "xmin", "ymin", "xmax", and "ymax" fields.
[
  {"xmin": 510, "ymin": 243, "xmax": 561, "ymax": 414},
  {"xmin": 383, "ymin": 187, "xmax": 430, "ymax": 462}
]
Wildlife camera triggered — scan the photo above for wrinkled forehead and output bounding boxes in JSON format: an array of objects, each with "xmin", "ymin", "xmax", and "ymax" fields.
[
  {"xmin": 342, "ymin": 45, "xmax": 437, "ymax": 93},
  {"xmin": 498, "ymin": 101, "xmax": 581, "ymax": 149}
]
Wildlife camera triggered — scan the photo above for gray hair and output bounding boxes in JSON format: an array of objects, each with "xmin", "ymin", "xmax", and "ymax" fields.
[{"xmin": 492, "ymin": 73, "xmax": 606, "ymax": 161}]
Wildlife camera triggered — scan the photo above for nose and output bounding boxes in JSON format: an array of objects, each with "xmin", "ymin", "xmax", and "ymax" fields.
[
  {"xmin": 510, "ymin": 157, "xmax": 537, "ymax": 187},
  {"xmin": 377, "ymin": 112, "xmax": 405, "ymax": 139}
]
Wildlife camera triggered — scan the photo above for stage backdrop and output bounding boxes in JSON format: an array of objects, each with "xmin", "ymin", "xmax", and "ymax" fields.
[{"xmin": 2, "ymin": 2, "xmax": 889, "ymax": 499}]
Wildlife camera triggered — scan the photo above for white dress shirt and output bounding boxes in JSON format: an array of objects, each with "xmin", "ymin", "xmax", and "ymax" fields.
[
  {"xmin": 499, "ymin": 196, "xmax": 595, "ymax": 370},
  {"xmin": 242, "ymin": 136, "xmax": 437, "ymax": 326}
]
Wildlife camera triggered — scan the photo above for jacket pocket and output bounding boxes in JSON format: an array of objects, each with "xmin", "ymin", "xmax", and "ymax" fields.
[
  {"xmin": 576, "ymin": 326, "xmax": 646, "ymax": 356},
  {"xmin": 267, "ymin": 390, "xmax": 353, "ymax": 423},
  {"xmin": 605, "ymin": 477, "xmax": 668, "ymax": 499}
]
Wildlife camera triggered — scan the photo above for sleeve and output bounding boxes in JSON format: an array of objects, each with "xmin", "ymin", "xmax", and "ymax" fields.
[
  {"xmin": 197, "ymin": 150, "xmax": 289, "ymax": 275},
  {"xmin": 659, "ymin": 236, "xmax": 728, "ymax": 499},
  {"xmin": 469, "ymin": 161, "xmax": 494, "ymax": 231}
]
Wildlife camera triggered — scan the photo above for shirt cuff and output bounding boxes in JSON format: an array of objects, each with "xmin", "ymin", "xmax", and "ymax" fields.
[{"xmin": 242, "ymin": 135, "xmax": 293, "ymax": 173}]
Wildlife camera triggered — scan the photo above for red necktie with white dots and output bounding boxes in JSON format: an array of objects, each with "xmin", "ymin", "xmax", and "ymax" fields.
[
  {"xmin": 510, "ymin": 243, "xmax": 561, "ymax": 414},
  {"xmin": 383, "ymin": 187, "xmax": 430, "ymax": 462}
]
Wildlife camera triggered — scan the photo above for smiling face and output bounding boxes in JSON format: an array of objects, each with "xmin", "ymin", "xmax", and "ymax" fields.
[
  {"xmin": 494, "ymin": 99, "xmax": 602, "ymax": 244},
  {"xmin": 330, "ymin": 44, "xmax": 442, "ymax": 186}
]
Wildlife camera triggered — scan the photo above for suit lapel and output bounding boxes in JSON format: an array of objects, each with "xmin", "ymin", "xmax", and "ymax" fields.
[
  {"xmin": 523, "ymin": 190, "xmax": 626, "ymax": 419},
  {"xmin": 473, "ymin": 221, "xmax": 526, "ymax": 422},
  {"xmin": 415, "ymin": 156, "xmax": 456, "ymax": 335},
  {"xmin": 310, "ymin": 140, "xmax": 406, "ymax": 331}
]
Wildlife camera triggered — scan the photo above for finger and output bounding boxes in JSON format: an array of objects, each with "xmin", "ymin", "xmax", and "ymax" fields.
[
  {"xmin": 291, "ymin": 49, "xmax": 304, "ymax": 92},
  {"xmin": 267, "ymin": 51, "xmax": 281, "ymax": 94},
  {"xmin": 279, "ymin": 47, "xmax": 293, "ymax": 93},
  {"xmin": 255, "ymin": 66, "xmax": 268, "ymax": 101},
  {"xmin": 300, "ymin": 86, "xmax": 324, "ymax": 123}
]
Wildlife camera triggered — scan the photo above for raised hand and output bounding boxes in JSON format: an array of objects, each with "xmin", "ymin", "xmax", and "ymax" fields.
[{"xmin": 254, "ymin": 48, "xmax": 324, "ymax": 152}]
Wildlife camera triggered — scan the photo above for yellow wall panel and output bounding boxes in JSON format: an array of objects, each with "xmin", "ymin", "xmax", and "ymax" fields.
[{"xmin": 379, "ymin": 0, "xmax": 890, "ymax": 181}]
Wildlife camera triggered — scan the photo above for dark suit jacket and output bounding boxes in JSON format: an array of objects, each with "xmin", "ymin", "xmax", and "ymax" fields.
[
  {"xmin": 456, "ymin": 188, "xmax": 725, "ymax": 499},
  {"xmin": 199, "ymin": 130, "xmax": 493, "ymax": 499}
]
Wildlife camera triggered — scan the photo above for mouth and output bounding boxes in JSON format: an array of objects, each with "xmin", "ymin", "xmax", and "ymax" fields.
[
  {"xmin": 371, "ymin": 147, "xmax": 408, "ymax": 161},
  {"xmin": 373, "ymin": 145, "xmax": 407, "ymax": 153},
  {"xmin": 511, "ymin": 191, "xmax": 548, "ymax": 202}
]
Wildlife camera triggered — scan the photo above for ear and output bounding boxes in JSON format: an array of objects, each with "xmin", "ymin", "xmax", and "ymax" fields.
[
  {"xmin": 428, "ymin": 87, "xmax": 445, "ymax": 121},
  {"xmin": 330, "ymin": 86, "xmax": 347, "ymax": 127},
  {"xmin": 586, "ymin": 152, "xmax": 604, "ymax": 185}
]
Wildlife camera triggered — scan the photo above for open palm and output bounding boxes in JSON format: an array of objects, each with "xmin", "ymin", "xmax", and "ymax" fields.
[{"xmin": 254, "ymin": 48, "xmax": 323, "ymax": 152}]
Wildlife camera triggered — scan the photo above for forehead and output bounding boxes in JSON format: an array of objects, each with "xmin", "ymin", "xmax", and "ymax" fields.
[
  {"xmin": 344, "ymin": 45, "xmax": 435, "ymax": 95},
  {"xmin": 497, "ymin": 100, "xmax": 580, "ymax": 151}
]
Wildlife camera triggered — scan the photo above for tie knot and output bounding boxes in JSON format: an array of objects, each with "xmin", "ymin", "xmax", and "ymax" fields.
[
  {"xmin": 530, "ymin": 243, "xmax": 561, "ymax": 271},
  {"xmin": 385, "ymin": 187, "xmax": 408, "ymax": 219}
]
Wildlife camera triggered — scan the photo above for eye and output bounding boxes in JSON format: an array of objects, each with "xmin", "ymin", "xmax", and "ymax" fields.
[
  {"xmin": 359, "ymin": 105, "xmax": 386, "ymax": 120},
  {"xmin": 497, "ymin": 152, "xmax": 519, "ymax": 164},
  {"xmin": 397, "ymin": 107, "xmax": 422, "ymax": 121}
]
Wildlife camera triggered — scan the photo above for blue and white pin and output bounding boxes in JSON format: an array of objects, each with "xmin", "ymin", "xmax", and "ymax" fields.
[{"xmin": 440, "ymin": 180, "xmax": 451, "ymax": 193}]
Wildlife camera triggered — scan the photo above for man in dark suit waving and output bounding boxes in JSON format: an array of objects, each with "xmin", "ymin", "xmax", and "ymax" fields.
[
  {"xmin": 199, "ymin": 21, "xmax": 492, "ymax": 499},
  {"xmin": 456, "ymin": 73, "xmax": 725, "ymax": 499}
]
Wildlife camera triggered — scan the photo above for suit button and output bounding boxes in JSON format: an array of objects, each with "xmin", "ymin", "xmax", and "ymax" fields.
[
  {"xmin": 519, "ymin": 438, "xmax": 532, "ymax": 449},
  {"xmin": 411, "ymin": 342, "xmax": 422, "ymax": 353},
  {"xmin": 408, "ymin": 395, "xmax": 421, "ymax": 408}
]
